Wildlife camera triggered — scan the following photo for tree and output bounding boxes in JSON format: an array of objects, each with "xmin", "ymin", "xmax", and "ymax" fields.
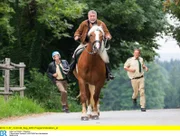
[
  {"xmin": 157, "ymin": 60, "xmax": 180, "ymax": 108},
  {"xmin": 0, "ymin": 0, "xmax": 87, "ymax": 70},
  {"xmin": 0, "ymin": 1, "xmax": 15, "ymax": 57},
  {"xmin": 164, "ymin": 0, "xmax": 180, "ymax": 45}
]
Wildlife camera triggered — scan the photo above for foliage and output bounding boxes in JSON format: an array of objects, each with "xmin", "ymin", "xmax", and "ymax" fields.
[
  {"xmin": 0, "ymin": 0, "xmax": 87, "ymax": 70},
  {"xmin": 101, "ymin": 60, "xmax": 180, "ymax": 111},
  {"xmin": 36, "ymin": 0, "xmax": 87, "ymax": 39},
  {"xmin": 0, "ymin": 1, "xmax": 15, "ymax": 42},
  {"xmin": 0, "ymin": 0, "xmax": 168, "ymax": 70},
  {"xmin": 101, "ymin": 65, "xmax": 133, "ymax": 110},
  {"xmin": 163, "ymin": 0, "xmax": 180, "ymax": 45},
  {"xmin": 25, "ymin": 69, "xmax": 81, "ymax": 112},
  {"xmin": 157, "ymin": 60, "xmax": 180, "ymax": 108},
  {"xmin": 0, "ymin": 95, "xmax": 44, "ymax": 119},
  {"xmin": 25, "ymin": 68, "xmax": 62, "ymax": 111},
  {"xmin": 145, "ymin": 62, "xmax": 166, "ymax": 109}
]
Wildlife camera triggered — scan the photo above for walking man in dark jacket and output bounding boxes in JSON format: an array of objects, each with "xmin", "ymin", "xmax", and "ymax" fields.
[{"xmin": 47, "ymin": 51, "xmax": 70, "ymax": 113}]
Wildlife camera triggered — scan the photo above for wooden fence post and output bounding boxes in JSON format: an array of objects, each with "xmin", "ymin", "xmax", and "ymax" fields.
[
  {"xmin": 19, "ymin": 62, "xmax": 25, "ymax": 97},
  {"xmin": 4, "ymin": 58, "xmax": 10, "ymax": 101}
]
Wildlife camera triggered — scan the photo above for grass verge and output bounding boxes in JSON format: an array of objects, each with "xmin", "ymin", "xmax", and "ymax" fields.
[{"xmin": 0, "ymin": 95, "xmax": 45, "ymax": 119}]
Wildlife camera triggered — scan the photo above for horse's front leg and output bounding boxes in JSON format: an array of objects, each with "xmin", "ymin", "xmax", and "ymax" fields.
[
  {"xmin": 91, "ymin": 86, "xmax": 101, "ymax": 120},
  {"xmin": 78, "ymin": 79, "xmax": 89, "ymax": 121},
  {"xmin": 81, "ymin": 103, "xmax": 88, "ymax": 120}
]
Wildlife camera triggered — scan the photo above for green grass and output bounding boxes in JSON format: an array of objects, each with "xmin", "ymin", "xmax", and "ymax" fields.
[{"xmin": 0, "ymin": 95, "xmax": 45, "ymax": 119}]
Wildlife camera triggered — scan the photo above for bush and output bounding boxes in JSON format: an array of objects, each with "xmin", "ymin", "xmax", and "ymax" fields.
[{"xmin": 25, "ymin": 69, "xmax": 81, "ymax": 112}]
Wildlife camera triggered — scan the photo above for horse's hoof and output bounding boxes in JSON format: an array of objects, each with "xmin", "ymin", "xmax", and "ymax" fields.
[
  {"xmin": 91, "ymin": 115, "xmax": 99, "ymax": 120},
  {"xmin": 98, "ymin": 112, "xmax": 100, "ymax": 116},
  {"xmin": 81, "ymin": 116, "xmax": 89, "ymax": 121},
  {"xmin": 87, "ymin": 114, "xmax": 92, "ymax": 119}
]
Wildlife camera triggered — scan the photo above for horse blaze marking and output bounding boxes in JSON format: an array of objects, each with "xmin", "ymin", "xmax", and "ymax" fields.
[
  {"xmin": 95, "ymin": 30, "xmax": 100, "ymax": 49},
  {"xmin": 95, "ymin": 30, "xmax": 100, "ymax": 41}
]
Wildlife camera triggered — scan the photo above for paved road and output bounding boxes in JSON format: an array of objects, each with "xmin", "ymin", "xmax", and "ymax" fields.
[{"xmin": 0, "ymin": 109, "xmax": 180, "ymax": 125}]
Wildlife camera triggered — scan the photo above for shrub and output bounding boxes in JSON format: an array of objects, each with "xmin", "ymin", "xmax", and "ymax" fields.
[{"xmin": 25, "ymin": 69, "xmax": 81, "ymax": 112}]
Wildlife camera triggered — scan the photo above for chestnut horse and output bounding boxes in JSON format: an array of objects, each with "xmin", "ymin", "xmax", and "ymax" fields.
[{"xmin": 73, "ymin": 25, "xmax": 108, "ymax": 120}]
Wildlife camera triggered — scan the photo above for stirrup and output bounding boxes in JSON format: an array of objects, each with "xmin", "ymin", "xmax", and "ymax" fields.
[{"xmin": 108, "ymin": 73, "xmax": 114, "ymax": 80}]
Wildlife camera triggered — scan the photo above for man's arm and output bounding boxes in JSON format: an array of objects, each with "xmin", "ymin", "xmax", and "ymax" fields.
[
  {"xmin": 100, "ymin": 21, "xmax": 112, "ymax": 40},
  {"xmin": 74, "ymin": 21, "xmax": 84, "ymax": 41},
  {"xmin": 143, "ymin": 64, "xmax": 148, "ymax": 72},
  {"xmin": 124, "ymin": 59, "xmax": 136, "ymax": 73},
  {"xmin": 47, "ymin": 64, "xmax": 53, "ymax": 79},
  {"xmin": 124, "ymin": 66, "xmax": 136, "ymax": 73},
  {"xmin": 141, "ymin": 58, "xmax": 148, "ymax": 72},
  {"xmin": 47, "ymin": 63, "xmax": 57, "ymax": 78}
]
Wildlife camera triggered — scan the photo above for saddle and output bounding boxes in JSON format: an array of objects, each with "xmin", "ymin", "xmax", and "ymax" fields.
[{"xmin": 74, "ymin": 47, "xmax": 85, "ymax": 63}]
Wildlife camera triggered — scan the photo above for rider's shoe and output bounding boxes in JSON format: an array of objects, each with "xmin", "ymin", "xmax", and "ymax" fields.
[{"xmin": 108, "ymin": 73, "xmax": 114, "ymax": 80}]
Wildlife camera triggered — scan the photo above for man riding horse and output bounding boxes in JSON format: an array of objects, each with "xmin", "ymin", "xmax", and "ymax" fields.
[{"xmin": 70, "ymin": 10, "xmax": 114, "ymax": 80}]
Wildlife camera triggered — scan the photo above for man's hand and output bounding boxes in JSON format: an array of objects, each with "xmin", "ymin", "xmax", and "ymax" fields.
[
  {"xmin": 143, "ymin": 65, "xmax": 148, "ymax": 72},
  {"xmin": 145, "ymin": 67, "xmax": 148, "ymax": 72},
  {"xmin": 74, "ymin": 36, "xmax": 79, "ymax": 41},
  {"xmin": 124, "ymin": 67, "xmax": 136, "ymax": 73},
  {"xmin": 105, "ymin": 35, "xmax": 112, "ymax": 40},
  {"xmin": 130, "ymin": 68, "xmax": 136, "ymax": 73},
  {"xmin": 53, "ymin": 73, "xmax": 58, "ymax": 77}
]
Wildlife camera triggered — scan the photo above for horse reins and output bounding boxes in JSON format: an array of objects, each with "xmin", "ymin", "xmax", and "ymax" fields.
[{"xmin": 83, "ymin": 45, "xmax": 95, "ymax": 55}]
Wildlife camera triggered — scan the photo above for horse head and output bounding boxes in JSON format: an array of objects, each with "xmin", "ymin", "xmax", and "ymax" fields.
[{"xmin": 88, "ymin": 25, "xmax": 105, "ymax": 53}]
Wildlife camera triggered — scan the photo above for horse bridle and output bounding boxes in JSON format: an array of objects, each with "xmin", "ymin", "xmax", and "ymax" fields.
[
  {"xmin": 84, "ymin": 39, "xmax": 102, "ymax": 55},
  {"xmin": 84, "ymin": 28, "xmax": 104, "ymax": 55},
  {"xmin": 92, "ymin": 40, "xmax": 101, "ymax": 47}
]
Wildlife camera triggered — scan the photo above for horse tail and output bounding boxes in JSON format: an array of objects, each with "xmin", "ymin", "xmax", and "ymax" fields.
[{"xmin": 76, "ymin": 92, "xmax": 81, "ymax": 99}]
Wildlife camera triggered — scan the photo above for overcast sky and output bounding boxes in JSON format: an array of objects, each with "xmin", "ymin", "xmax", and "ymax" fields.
[
  {"xmin": 155, "ymin": 36, "xmax": 180, "ymax": 61},
  {"xmin": 154, "ymin": 14, "xmax": 180, "ymax": 61}
]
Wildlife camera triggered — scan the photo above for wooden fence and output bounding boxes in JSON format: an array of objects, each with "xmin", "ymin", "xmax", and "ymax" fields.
[{"xmin": 0, "ymin": 58, "xmax": 26, "ymax": 101}]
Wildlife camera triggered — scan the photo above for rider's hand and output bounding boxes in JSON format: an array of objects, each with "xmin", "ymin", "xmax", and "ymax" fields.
[
  {"xmin": 74, "ymin": 36, "xmax": 79, "ymax": 41},
  {"xmin": 105, "ymin": 35, "xmax": 112, "ymax": 40}
]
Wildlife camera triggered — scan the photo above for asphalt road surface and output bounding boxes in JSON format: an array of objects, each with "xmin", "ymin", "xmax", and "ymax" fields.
[{"xmin": 0, "ymin": 109, "xmax": 180, "ymax": 125}]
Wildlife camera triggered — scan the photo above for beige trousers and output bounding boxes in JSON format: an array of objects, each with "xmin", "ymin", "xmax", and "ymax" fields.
[
  {"xmin": 56, "ymin": 80, "xmax": 68, "ymax": 107},
  {"xmin": 131, "ymin": 77, "xmax": 146, "ymax": 108}
]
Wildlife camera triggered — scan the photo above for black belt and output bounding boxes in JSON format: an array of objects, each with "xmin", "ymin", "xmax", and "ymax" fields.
[{"xmin": 132, "ymin": 75, "xmax": 143, "ymax": 80}]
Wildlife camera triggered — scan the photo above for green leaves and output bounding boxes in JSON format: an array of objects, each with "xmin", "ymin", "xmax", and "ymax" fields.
[
  {"xmin": 164, "ymin": 0, "xmax": 180, "ymax": 45},
  {"xmin": 36, "ymin": 0, "xmax": 87, "ymax": 39},
  {"xmin": 0, "ymin": 2, "xmax": 15, "ymax": 43}
]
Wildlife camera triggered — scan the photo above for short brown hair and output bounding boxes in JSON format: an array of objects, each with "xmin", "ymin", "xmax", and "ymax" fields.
[{"xmin": 134, "ymin": 48, "xmax": 141, "ymax": 53}]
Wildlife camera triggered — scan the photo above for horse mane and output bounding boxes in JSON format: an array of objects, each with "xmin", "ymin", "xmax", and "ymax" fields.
[
  {"xmin": 88, "ymin": 25, "xmax": 105, "ymax": 37},
  {"xmin": 99, "ymin": 40, "xmax": 109, "ymax": 63}
]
